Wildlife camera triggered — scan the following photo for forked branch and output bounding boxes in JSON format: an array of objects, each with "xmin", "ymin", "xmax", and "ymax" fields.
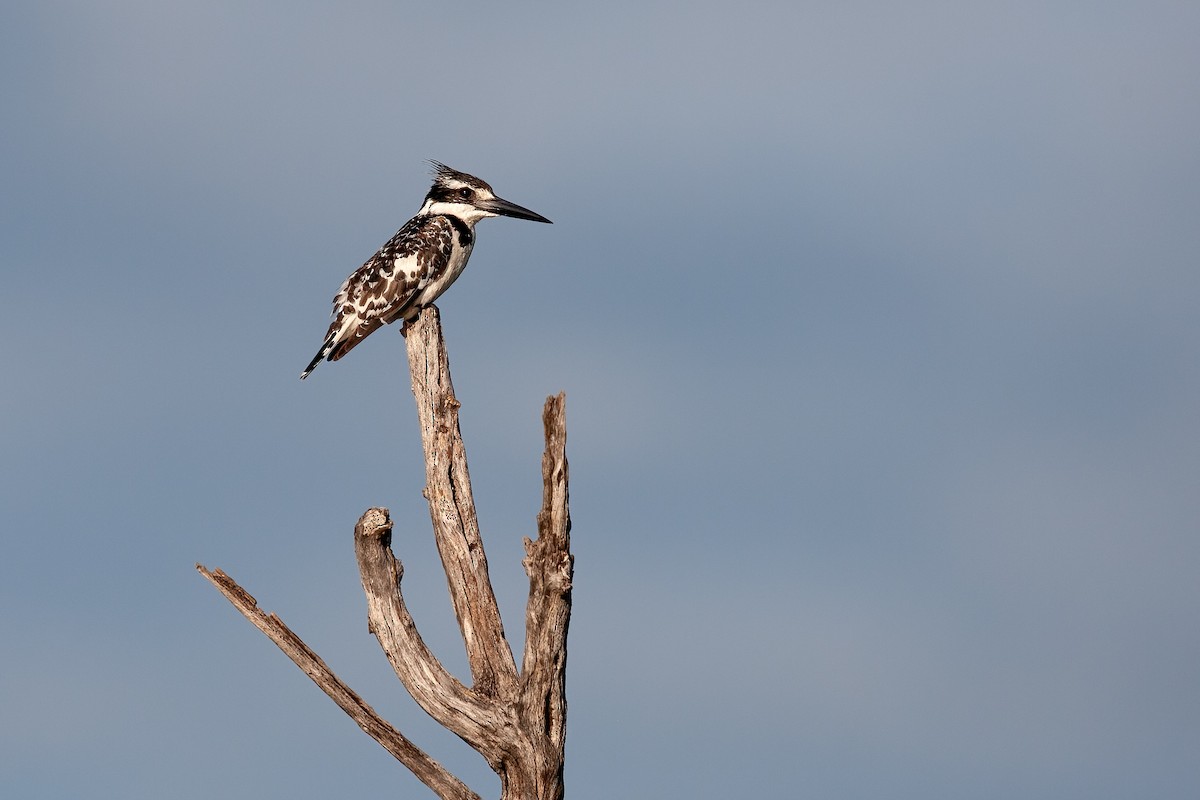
[{"xmin": 200, "ymin": 305, "xmax": 572, "ymax": 800}]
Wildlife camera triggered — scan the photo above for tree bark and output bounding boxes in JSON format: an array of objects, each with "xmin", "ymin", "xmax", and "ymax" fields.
[
  {"xmin": 199, "ymin": 304, "xmax": 572, "ymax": 800},
  {"xmin": 393, "ymin": 306, "xmax": 572, "ymax": 799},
  {"xmin": 404, "ymin": 307, "xmax": 520, "ymax": 701},
  {"xmin": 196, "ymin": 564, "xmax": 479, "ymax": 800}
]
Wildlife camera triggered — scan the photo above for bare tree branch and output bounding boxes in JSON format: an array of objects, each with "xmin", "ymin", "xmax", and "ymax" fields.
[
  {"xmin": 353, "ymin": 506, "xmax": 515, "ymax": 760},
  {"xmin": 520, "ymin": 393, "xmax": 573, "ymax": 758},
  {"xmin": 399, "ymin": 308, "xmax": 572, "ymax": 800},
  {"xmin": 200, "ymin": 304, "xmax": 572, "ymax": 800},
  {"xmin": 195, "ymin": 564, "xmax": 480, "ymax": 800},
  {"xmin": 404, "ymin": 306, "xmax": 519, "ymax": 700}
]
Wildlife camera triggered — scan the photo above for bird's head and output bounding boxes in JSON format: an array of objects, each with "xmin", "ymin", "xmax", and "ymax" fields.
[{"xmin": 420, "ymin": 161, "xmax": 553, "ymax": 225}]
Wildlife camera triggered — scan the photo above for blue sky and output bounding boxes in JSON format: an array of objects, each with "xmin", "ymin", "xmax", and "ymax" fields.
[{"xmin": 3, "ymin": 2, "xmax": 1198, "ymax": 798}]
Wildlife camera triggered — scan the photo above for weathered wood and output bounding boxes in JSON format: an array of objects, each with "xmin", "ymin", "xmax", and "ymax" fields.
[
  {"xmin": 353, "ymin": 507, "xmax": 499, "ymax": 745},
  {"xmin": 518, "ymin": 393, "xmax": 573, "ymax": 787},
  {"xmin": 509, "ymin": 395, "xmax": 571, "ymax": 800},
  {"xmin": 404, "ymin": 307, "xmax": 519, "ymax": 702},
  {"xmin": 399, "ymin": 308, "xmax": 572, "ymax": 800},
  {"xmin": 195, "ymin": 564, "xmax": 479, "ymax": 800},
  {"xmin": 200, "ymin": 303, "xmax": 572, "ymax": 800}
]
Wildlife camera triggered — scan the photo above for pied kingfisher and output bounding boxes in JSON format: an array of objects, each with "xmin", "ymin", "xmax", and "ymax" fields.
[{"xmin": 300, "ymin": 162, "xmax": 552, "ymax": 379}]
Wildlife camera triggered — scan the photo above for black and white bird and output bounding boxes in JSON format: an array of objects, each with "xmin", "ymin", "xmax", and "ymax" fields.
[{"xmin": 300, "ymin": 162, "xmax": 551, "ymax": 379}]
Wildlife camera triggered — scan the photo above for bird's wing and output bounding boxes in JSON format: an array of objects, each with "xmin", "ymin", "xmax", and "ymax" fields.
[{"xmin": 323, "ymin": 215, "xmax": 456, "ymax": 362}]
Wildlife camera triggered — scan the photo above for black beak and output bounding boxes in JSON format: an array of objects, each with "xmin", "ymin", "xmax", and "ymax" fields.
[{"xmin": 479, "ymin": 195, "xmax": 553, "ymax": 224}]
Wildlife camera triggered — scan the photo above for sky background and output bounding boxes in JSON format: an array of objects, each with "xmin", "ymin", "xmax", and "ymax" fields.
[{"xmin": 3, "ymin": 1, "xmax": 1198, "ymax": 798}]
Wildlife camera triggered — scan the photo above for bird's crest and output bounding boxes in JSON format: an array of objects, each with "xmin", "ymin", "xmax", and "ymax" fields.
[{"xmin": 429, "ymin": 161, "xmax": 494, "ymax": 193}]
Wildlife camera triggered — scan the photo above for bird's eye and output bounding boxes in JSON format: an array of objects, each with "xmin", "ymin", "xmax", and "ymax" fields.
[{"xmin": 458, "ymin": 187, "xmax": 472, "ymax": 199}]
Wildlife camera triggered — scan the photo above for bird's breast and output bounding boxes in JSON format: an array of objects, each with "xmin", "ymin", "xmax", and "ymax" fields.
[{"xmin": 416, "ymin": 237, "xmax": 474, "ymax": 306}]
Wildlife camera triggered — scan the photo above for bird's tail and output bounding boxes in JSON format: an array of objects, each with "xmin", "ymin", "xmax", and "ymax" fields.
[
  {"xmin": 300, "ymin": 313, "xmax": 382, "ymax": 379},
  {"xmin": 300, "ymin": 338, "xmax": 334, "ymax": 380}
]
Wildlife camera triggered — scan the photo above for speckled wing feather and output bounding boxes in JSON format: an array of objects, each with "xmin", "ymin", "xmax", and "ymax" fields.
[{"xmin": 301, "ymin": 215, "xmax": 456, "ymax": 378}]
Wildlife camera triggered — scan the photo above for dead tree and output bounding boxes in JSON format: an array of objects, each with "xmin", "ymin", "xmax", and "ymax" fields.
[{"xmin": 198, "ymin": 305, "xmax": 573, "ymax": 800}]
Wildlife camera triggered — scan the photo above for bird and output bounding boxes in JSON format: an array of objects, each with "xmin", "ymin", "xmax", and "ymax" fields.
[{"xmin": 300, "ymin": 162, "xmax": 552, "ymax": 379}]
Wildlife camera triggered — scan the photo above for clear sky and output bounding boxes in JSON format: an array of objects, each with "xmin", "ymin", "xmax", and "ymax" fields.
[{"xmin": 3, "ymin": 2, "xmax": 1198, "ymax": 798}]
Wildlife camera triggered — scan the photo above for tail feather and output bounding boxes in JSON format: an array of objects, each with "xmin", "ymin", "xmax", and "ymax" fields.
[
  {"xmin": 327, "ymin": 320, "xmax": 381, "ymax": 362},
  {"xmin": 300, "ymin": 313, "xmax": 388, "ymax": 380},
  {"xmin": 300, "ymin": 339, "xmax": 333, "ymax": 380}
]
